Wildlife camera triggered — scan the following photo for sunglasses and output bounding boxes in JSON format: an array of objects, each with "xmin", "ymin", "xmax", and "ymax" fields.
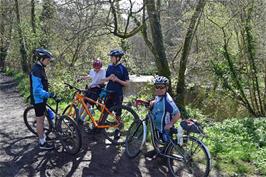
[{"xmin": 155, "ymin": 85, "xmax": 166, "ymax": 89}]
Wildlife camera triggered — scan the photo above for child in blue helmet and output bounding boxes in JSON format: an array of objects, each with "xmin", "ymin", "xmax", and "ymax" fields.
[
  {"xmin": 30, "ymin": 48, "xmax": 56, "ymax": 150},
  {"xmin": 145, "ymin": 76, "xmax": 181, "ymax": 158},
  {"xmin": 103, "ymin": 49, "xmax": 129, "ymax": 139}
]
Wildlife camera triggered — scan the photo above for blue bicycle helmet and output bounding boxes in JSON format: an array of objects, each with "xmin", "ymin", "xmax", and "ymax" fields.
[
  {"xmin": 154, "ymin": 76, "xmax": 169, "ymax": 86},
  {"xmin": 108, "ymin": 49, "xmax": 125, "ymax": 58},
  {"xmin": 34, "ymin": 48, "xmax": 54, "ymax": 60}
]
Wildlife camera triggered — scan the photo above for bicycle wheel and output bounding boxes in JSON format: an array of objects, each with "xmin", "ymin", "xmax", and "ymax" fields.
[
  {"xmin": 166, "ymin": 136, "xmax": 211, "ymax": 177},
  {"xmin": 56, "ymin": 115, "xmax": 82, "ymax": 155},
  {"xmin": 62, "ymin": 104, "xmax": 79, "ymax": 121},
  {"xmin": 102, "ymin": 105, "xmax": 140, "ymax": 145},
  {"xmin": 23, "ymin": 105, "xmax": 52, "ymax": 136},
  {"xmin": 125, "ymin": 119, "xmax": 145, "ymax": 158}
]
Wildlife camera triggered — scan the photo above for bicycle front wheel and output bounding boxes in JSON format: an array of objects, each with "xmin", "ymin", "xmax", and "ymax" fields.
[
  {"xmin": 56, "ymin": 115, "xmax": 82, "ymax": 155},
  {"xmin": 62, "ymin": 104, "xmax": 79, "ymax": 121},
  {"xmin": 23, "ymin": 105, "xmax": 52, "ymax": 136},
  {"xmin": 102, "ymin": 105, "xmax": 140, "ymax": 145},
  {"xmin": 166, "ymin": 136, "xmax": 211, "ymax": 177},
  {"xmin": 125, "ymin": 119, "xmax": 146, "ymax": 158}
]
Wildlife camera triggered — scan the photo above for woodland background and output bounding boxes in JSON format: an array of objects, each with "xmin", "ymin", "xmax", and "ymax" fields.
[{"xmin": 0, "ymin": 0, "xmax": 265, "ymax": 176}]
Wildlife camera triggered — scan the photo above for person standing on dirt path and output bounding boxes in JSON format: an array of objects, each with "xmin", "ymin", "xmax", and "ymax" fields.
[
  {"xmin": 145, "ymin": 76, "xmax": 181, "ymax": 159},
  {"xmin": 77, "ymin": 58, "xmax": 106, "ymax": 121},
  {"xmin": 30, "ymin": 48, "xmax": 56, "ymax": 150},
  {"xmin": 103, "ymin": 49, "xmax": 129, "ymax": 140}
]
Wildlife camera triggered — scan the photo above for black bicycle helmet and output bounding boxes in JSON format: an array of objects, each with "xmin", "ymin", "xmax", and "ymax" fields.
[
  {"xmin": 108, "ymin": 49, "xmax": 125, "ymax": 58},
  {"xmin": 154, "ymin": 76, "xmax": 169, "ymax": 86},
  {"xmin": 34, "ymin": 48, "xmax": 54, "ymax": 60}
]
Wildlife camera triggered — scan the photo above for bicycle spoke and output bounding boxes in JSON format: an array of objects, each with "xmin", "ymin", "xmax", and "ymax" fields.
[
  {"xmin": 56, "ymin": 115, "xmax": 81, "ymax": 154},
  {"xmin": 167, "ymin": 136, "xmax": 210, "ymax": 177},
  {"xmin": 125, "ymin": 120, "xmax": 145, "ymax": 158},
  {"xmin": 23, "ymin": 106, "xmax": 52, "ymax": 136},
  {"xmin": 103, "ymin": 105, "xmax": 140, "ymax": 145}
]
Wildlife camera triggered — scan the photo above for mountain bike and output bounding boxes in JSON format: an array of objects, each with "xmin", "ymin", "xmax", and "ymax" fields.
[
  {"xmin": 125, "ymin": 99, "xmax": 211, "ymax": 177},
  {"xmin": 62, "ymin": 83, "xmax": 140, "ymax": 145},
  {"xmin": 23, "ymin": 97, "xmax": 82, "ymax": 154}
]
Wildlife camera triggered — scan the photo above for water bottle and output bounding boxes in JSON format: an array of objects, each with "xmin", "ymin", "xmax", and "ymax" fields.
[
  {"xmin": 89, "ymin": 107, "xmax": 95, "ymax": 116},
  {"xmin": 47, "ymin": 108, "xmax": 54, "ymax": 121},
  {"xmin": 177, "ymin": 125, "xmax": 183, "ymax": 145},
  {"xmin": 89, "ymin": 123, "xmax": 94, "ymax": 130}
]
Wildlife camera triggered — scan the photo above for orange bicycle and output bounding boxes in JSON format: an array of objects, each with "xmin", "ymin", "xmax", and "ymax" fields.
[{"xmin": 62, "ymin": 83, "xmax": 140, "ymax": 145}]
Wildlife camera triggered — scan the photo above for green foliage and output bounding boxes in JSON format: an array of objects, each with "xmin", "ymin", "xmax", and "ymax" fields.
[{"xmin": 205, "ymin": 117, "xmax": 266, "ymax": 175}]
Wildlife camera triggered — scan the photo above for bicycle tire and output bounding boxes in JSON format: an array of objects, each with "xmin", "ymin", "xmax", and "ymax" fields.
[
  {"xmin": 125, "ymin": 119, "xmax": 145, "ymax": 158},
  {"xmin": 102, "ymin": 105, "xmax": 140, "ymax": 145},
  {"xmin": 62, "ymin": 104, "xmax": 80, "ymax": 121},
  {"xmin": 23, "ymin": 105, "xmax": 53, "ymax": 136},
  {"xmin": 166, "ymin": 136, "xmax": 211, "ymax": 177},
  {"xmin": 56, "ymin": 115, "xmax": 82, "ymax": 155}
]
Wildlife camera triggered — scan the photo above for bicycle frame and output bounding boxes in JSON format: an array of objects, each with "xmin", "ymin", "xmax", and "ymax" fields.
[
  {"xmin": 66, "ymin": 88, "xmax": 121, "ymax": 129},
  {"xmin": 127, "ymin": 99, "xmax": 211, "ymax": 177},
  {"xmin": 45, "ymin": 99, "xmax": 62, "ymax": 129},
  {"xmin": 141, "ymin": 112, "xmax": 184, "ymax": 161}
]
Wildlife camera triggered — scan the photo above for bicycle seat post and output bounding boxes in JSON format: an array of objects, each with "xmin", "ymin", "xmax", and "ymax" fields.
[{"xmin": 55, "ymin": 98, "xmax": 61, "ymax": 116}]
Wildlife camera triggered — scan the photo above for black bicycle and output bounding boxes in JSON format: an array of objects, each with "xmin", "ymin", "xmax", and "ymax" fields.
[
  {"xmin": 125, "ymin": 99, "xmax": 211, "ymax": 177},
  {"xmin": 23, "ymin": 96, "xmax": 82, "ymax": 154}
]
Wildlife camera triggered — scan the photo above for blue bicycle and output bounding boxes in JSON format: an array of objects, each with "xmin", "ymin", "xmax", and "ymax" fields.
[{"xmin": 125, "ymin": 99, "xmax": 211, "ymax": 177}]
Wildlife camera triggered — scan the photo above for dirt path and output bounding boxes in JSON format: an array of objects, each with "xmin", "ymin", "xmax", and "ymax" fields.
[{"xmin": 0, "ymin": 72, "xmax": 228, "ymax": 177}]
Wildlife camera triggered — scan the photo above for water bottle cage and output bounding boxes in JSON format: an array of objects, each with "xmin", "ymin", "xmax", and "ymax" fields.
[{"xmin": 46, "ymin": 108, "xmax": 54, "ymax": 120}]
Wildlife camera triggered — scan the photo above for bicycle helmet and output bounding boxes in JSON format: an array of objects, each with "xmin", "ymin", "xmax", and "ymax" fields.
[
  {"xmin": 34, "ymin": 48, "xmax": 54, "ymax": 60},
  {"xmin": 154, "ymin": 76, "xmax": 169, "ymax": 86},
  {"xmin": 92, "ymin": 58, "xmax": 102, "ymax": 69},
  {"xmin": 108, "ymin": 49, "xmax": 125, "ymax": 58}
]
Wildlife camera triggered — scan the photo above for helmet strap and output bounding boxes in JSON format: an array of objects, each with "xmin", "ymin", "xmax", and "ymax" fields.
[{"xmin": 113, "ymin": 57, "xmax": 121, "ymax": 65}]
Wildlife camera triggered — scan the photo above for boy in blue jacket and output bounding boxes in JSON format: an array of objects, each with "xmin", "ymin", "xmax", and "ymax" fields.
[{"xmin": 30, "ymin": 48, "xmax": 55, "ymax": 150}]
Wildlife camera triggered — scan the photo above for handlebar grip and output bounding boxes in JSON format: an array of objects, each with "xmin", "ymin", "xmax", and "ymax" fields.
[
  {"xmin": 135, "ymin": 99, "xmax": 150, "ymax": 107},
  {"xmin": 64, "ymin": 82, "xmax": 82, "ymax": 92}
]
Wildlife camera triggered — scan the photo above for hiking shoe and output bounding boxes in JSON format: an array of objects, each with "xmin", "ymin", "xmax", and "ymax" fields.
[
  {"xmin": 145, "ymin": 147, "xmax": 165, "ymax": 159},
  {"xmin": 114, "ymin": 129, "xmax": 121, "ymax": 141},
  {"xmin": 39, "ymin": 142, "xmax": 54, "ymax": 150},
  {"xmin": 144, "ymin": 150, "xmax": 157, "ymax": 158}
]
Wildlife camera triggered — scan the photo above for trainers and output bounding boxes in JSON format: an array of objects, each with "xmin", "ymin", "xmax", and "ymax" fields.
[
  {"xmin": 144, "ymin": 149, "xmax": 157, "ymax": 158},
  {"xmin": 39, "ymin": 142, "xmax": 54, "ymax": 150}
]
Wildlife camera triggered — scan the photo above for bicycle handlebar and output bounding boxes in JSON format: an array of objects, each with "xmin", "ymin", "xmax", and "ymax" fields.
[
  {"xmin": 135, "ymin": 99, "xmax": 150, "ymax": 108},
  {"xmin": 52, "ymin": 96, "xmax": 63, "ymax": 103},
  {"xmin": 64, "ymin": 82, "xmax": 85, "ymax": 92}
]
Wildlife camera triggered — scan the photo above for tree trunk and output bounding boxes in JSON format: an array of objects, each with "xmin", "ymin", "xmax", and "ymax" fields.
[
  {"xmin": 31, "ymin": 0, "xmax": 36, "ymax": 34},
  {"xmin": 40, "ymin": 0, "xmax": 55, "ymax": 48},
  {"xmin": 0, "ymin": 48, "xmax": 8, "ymax": 71},
  {"xmin": 144, "ymin": 0, "xmax": 172, "ymax": 92},
  {"xmin": 175, "ymin": 0, "xmax": 206, "ymax": 110},
  {"xmin": 14, "ymin": 0, "xmax": 29, "ymax": 73},
  {"xmin": 244, "ymin": 2, "xmax": 264, "ymax": 115},
  {"xmin": 0, "ymin": 0, "xmax": 13, "ymax": 71}
]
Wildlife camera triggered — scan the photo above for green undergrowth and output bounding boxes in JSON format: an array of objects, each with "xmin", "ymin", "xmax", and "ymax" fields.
[
  {"xmin": 4, "ymin": 68, "xmax": 266, "ymax": 176},
  {"xmin": 205, "ymin": 117, "xmax": 266, "ymax": 176}
]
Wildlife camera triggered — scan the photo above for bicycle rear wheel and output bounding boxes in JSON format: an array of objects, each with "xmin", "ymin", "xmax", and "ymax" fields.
[
  {"xmin": 166, "ymin": 136, "xmax": 211, "ymax": 177},
  {"xmin": 23, "ymin": 105, "xmax": 52, "ymax": 136},
  {"xmin": 125, "ymin": 119, "xmax": 145, "ymax": 158},
  {"xmin": 102, "ymin": 105, "xmax": 140, "ymax": 145},
  {"xmin": 56, "ymin": 115, "xmax": 82, "ymax": 155}
]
